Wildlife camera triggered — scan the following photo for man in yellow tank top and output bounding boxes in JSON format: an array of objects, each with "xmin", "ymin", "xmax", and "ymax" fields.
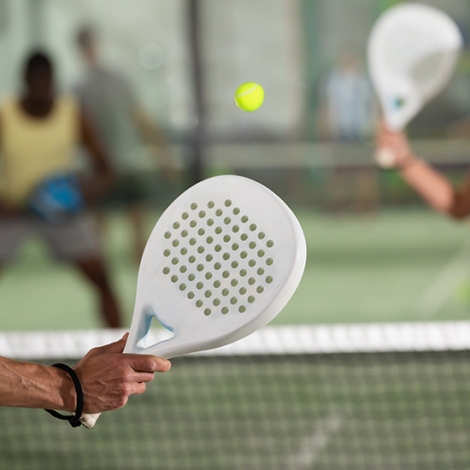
[{"xmin": 0, "ymin": 51, "xmax": 123, "ymax": 328}]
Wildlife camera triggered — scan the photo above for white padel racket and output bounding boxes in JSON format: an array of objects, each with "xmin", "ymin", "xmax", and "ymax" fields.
[
  {"xmin": 368, "ymin": 3, "xmax": 462, "ymax": 168},
  {"xmin": 81, "ymin": 175, "xmax": 306, "ymax": 428}
]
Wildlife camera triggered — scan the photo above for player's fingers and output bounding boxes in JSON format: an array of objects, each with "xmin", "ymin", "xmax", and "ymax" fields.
[
  {"xmin": 126, "ymin": 354, "xmax": 171, "ymax": 373},
  {"xmin": 128, "ymin": 371, "xmax": 156, "ymax": 383},
  {"xmin": 88, "ymin": 333, "xmax": 129, "ymax": 357},
  {"xmin": 130, "ymin": 382, "xmax": 147, "ymax": 396}
]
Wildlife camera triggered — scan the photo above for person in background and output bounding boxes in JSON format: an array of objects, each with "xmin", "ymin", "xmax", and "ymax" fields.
[
  {"xmin": 0, "ymin": 334, "xmax": 171, "ymax": 418},
  {"xmin": 75, "ymin": 25, "xmax": 176, "ymax": 264},
  {"xmin": 317, "ymin": 52, "xmax": 379, "ymax": 213},
  {"xmin": 0, "ymin": 51, "xmax": 123, "ymax": 328}
]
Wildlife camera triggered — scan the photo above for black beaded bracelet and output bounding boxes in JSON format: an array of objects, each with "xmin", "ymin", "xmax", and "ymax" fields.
[{"xmin": 44, "ymin": 363, "xmax": 84, "ymax": 428}]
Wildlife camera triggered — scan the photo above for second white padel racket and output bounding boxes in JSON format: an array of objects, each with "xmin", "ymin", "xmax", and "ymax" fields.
[
  {"xmin": 368, "ymin": 3, "xmax": 462, "ymax": 167},
  {"xmin": 81, "ymin": 175, "xmax": 307, "ymax": 428}
]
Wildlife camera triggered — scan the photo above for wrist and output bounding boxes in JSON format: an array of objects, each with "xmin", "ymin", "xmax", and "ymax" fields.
[
  {"xmin": 398, "ymin": 153, "xmax": 421, "ymax": 171},
  {"xmin": 48, "ymin": 364, "xmax": 77, "ymax": 412}
]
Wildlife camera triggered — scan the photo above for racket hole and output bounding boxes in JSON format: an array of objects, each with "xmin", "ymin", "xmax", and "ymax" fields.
[
  {"xmin": 188, "ymin": 274, "xmax": 196, "ymax": 281},
  {"xmin": 208, "ymin": 201, "xmax": 215, "ymax": 209},
  {"xmin": 216, "ymin": 209, "xmax": 223, "ymax": 217},
  {"xmin": 189, "ymin": 238, "xmax": 196, "ymax": 246},
  {"xmin": 223, "ymin": 235, "xmax": 231, "ymax": 243},
  {"xmin": 240, "ymin": 251, "xmax": 247, "ymax": 259},
  {"xmin": 204, "ymin": 290, "xmax": 212, "ymax": 298},
  {"xmin": 257, "ymin": 268, "xmax": 265, "ymax": 275},
  {"xmin": 223, "ymin": 253, "xmax": 230, "ymax": 261},
  {"xmin": 163, "ymin": 267, "xmax": 170, "ymax": 275},
  {"xmin": 196, "ymin": 300, "xmax": 203, "ymax": 308},
  {"xmin": 197, "ymin": 246, "xmax": 205, "ymax": 254},
  {"xmin": 171, "ymin": 275, "xmax": 178, "ymax": 283},
  {"xmin": 266, "ymin": 276, "xmax": 273, "ymax": 284},
  {"xmin": 205, "ymin": 254, "xmax": 213, "ymax": 262},
  {"xmin": 250, "ymin": 224, "xmax": 257, "ymax": 231},
  {"xmin": 233, "ymin": 207, "xmax": 240, "ymax": 215},
  {"xmin": 207, "ymin": 219, "xmax": 214, "ymax": 227},
  {"xmin": 188, "ymin": 292, "xmax": 195, "ymax": 300},
  {"xmin": 231, "ymin": 279, "xmax": 238, "ymax": 287},
  {"xmin": 232, "ymin": 225, "xmax": 240, "ymax": 233},
  {"xmin": 267, "ymin": 240, "xmax": 274, "ymax": 248},
  {"xmin": 206, "ymin": 236, "xmax": 214, "ymax": 244},
  {"xmin": 180, "ymin": 266, "xmax": 187, "ymax": 274},
  {"xmin": 222, "ymin": 271, "xmax": 230, "ymax": 279},
  {"xmin": 213, "ymin": 280, "xmax": 221, "ymax": 288},
  {"xmin": 189, "ymin": 256, "xmax": 196, "ymax": 264},
  {"xmin": 231, "ymin": 243, "xmax": 239, "ymax": 251},
  {"xmin": 179, "ymin": 284, "xmax": 187, "ymax": 291},
  {"xmin": 222, "ymin": 288, "xmax": 229, "ymax": 296},
  {"xmin": 224, "ymin": 199, "xmax": 232, "ymax": 207},
  {"xmin": 221, "ymin": 307, "xmax": 229, "ymax": 314},
  {"xmin": 214, "ymin": 262, "xmax": 221, "ymax": 270},
  {"xmin": 215, "ymin": 227, "xmax": 222, "ymax": 235},
  {"xmin": 191, "ymin": 203, "xmax": 198, "ymax": 210},
  {"xmin": 190, "ymin": 221, "xmax": 197, "ymax": 228},
  {"xmin": 172, "ymin": 240, "xmax": 180, "ymax": 248},
  {"xmin": 198, "ymin": 228, "xmax": 205, "ymax": 236},
  {"xmin": 163, "ymin": 249, "xmax": 171, "ymax": 257},
  {"xmin": 258, "ymin": 250, "xmax": 265, "ymax": 258},
  {"xmin": 241, "ymin": 216, "xmax": 249, "ymax": 223},
  {"xmin": 231, "ymin": 261, "xmax": 239, "ymax": 269},
  {"xmin": 248, "ymin": 296, "xmax": 255, "ymax": 303},
  {"xmin": 248, "ymin": 260, "xmax": 256, "ymax": 268},
  {"xmin": 240, "ymin": 269, "xmax": 247, "ymax": 277},
  {"xmin": 215, "ymin": 245, "xmax": 222, "ymax": 252},
  {"xmin": 249, "ymin": 242, "xmax": 256, "ymax": 249},
  {"xmin": 258, "ymin": 232, "xmax": 266, "ymax": 240},
  {"xmin": 257, "ymin": 286, "xmax": 264, "ymax": 294},
  {"xmin": 239, "ymin": 306, "xmax": 246, "ymax": 313},
  {"xmin": 230, "ymin": 297, "xmax": 238, "ymax": 305},
  {"xmin": 224, "ymin": 217, "xmax": 231, "ymax": 225},
  {"xmin": 241, "ymin": 234, "xmax": 248, "ymax": 241},
  {"xmin": 173, "ymin": 222, "xmax": 180, "ymax": 230},
  {"xmin": 180, "ymin": 247, "xmax": 188, "ymax": 255},
  {"xmin": 171, "ymin": 258, "xmax": 179, "ymax": 265},
  {"xmin": 266, "ymin": 258, "xmax": 274, "ymax": 266},
  {"xmin": 164, "ymin": 232, "xmax": 171, "ymax": 239},
  {"xmin": 248, "ymin": 278, "xmax": 255, "ymax": 286},
  {"xmin": 181, "ymin": 230, "xmax": 188, "ymax": 238},
  {"xmin": 239, "ymin": 287, "xmax": 247, "ymax": 295},
  {"xmin": 197, "ymin": 264, "xmax": 204, "ymax": 272},
  {"xmin": 182, "ymin": 212, "xmax": 189, "ymax": 220},
  {"xmin": 213, "ymin": 298, "xmax": 221, "ymax": 306},
  {"xmin": 196, "ymin": 282, "xmax": 204, "ymax": 290},
  {"xmin": 205, "ymin": 272, "xmax": 213, "ymax": 280},
  {"xmin": 199, "ymin": 211, "xmax": 206, "ymax": 218},
  {"xmin": 204, "ymin": 308, "xmax": 211, "ymax": 316}
]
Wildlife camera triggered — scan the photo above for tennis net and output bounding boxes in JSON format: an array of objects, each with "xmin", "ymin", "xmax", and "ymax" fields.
[{"xmin": 1, "ymin": 323, "xmax": 470, "ymax": 470}]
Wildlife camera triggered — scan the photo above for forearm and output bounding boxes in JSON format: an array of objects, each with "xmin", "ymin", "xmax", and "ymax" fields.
[
  {"xmin": 400, "ymin": 158, "xmax": 456, "ymax": 215},
  {"xmin": 0, "ymin": 357, "xmax": 75, "ymax": 411}
]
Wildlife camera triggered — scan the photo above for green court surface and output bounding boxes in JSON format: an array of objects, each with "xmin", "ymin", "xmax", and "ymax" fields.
[{"xmin": 0, "ymin": 209, "xmax": 469, "ymax": 331}]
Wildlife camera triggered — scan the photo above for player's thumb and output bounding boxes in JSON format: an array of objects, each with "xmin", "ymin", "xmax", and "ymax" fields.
[{"xmin": 90, "ymin": 333, "xmax": 129, "ymax": 356}]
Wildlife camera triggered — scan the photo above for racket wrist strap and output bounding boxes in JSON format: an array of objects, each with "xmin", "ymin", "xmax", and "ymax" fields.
[{"xmin": 44, "ymin": 363, "xmax": 84, "ymax": 428}]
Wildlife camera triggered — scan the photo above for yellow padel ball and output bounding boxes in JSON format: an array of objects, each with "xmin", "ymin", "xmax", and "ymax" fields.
[{"xmin": 234, "ymin": 82, "xmax": 265, "ymax": 112}]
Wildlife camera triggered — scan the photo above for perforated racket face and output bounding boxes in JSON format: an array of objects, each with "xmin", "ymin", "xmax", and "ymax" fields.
[
  {"xmin": 368, "ymin": 3, "xmax": 462, "ymax": 129},
  {"xmin": 125, "ymin": 175, "xmax": 306, "ymax": 359}
]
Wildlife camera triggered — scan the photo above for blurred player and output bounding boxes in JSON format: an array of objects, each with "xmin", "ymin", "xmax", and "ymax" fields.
[
  {"xmin": 317, "ymin": 52, "xmax": 378, "ymax": 213},
  {"xmin": 0, "ymin": 51, "xmax": 123, "ymax": 328},
  {"xmin": 74, "ymin": 25, "xmax": 176, "ymax": 263},
  {"xmin": 377, "ymin": 125, "xmax": 470, "ymax": 218}
]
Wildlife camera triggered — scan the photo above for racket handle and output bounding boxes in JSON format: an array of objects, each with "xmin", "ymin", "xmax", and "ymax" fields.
[
  {"xmin": 80, "ymin": 412, "xmax": 101, "ymax": 429},
  {"xmin": 375, "ymin": 148, "xmax": 397, "ymax": 169}
]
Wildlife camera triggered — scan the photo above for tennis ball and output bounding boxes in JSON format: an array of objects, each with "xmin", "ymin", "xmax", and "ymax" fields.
[{"xmin": 234, "ymin": 82, "xmax": 265, "ymax": 112}]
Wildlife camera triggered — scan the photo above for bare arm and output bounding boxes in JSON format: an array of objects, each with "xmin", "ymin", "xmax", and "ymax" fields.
[
  {"xmin": 377, "ymin": 125, "xmax": 470, "ymax": 219},
  {"xmin": 79, "ymin": 112, "xmax": 116, "ymax": 203},
  {"xmin": 0, "ymin": 335, "xmax": 171, "ymax": 414}
]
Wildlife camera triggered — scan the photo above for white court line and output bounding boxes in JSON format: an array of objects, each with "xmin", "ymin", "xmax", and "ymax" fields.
[
  {"xmin": 291, "ymin": 412, "xmax": 343, "ymax": 470},
  {"xmin": 417, "ymin": 240, "xmax": 470, "ymax": 318}
]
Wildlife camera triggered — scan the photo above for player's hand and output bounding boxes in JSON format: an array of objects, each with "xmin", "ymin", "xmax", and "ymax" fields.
[
  {"xmin": 73, "ymin": 334, "xmax": 171, "ymax": 414},
  {"xmin": 376, "ymin": 122, "xmax": 416, "ymax": 169}
]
